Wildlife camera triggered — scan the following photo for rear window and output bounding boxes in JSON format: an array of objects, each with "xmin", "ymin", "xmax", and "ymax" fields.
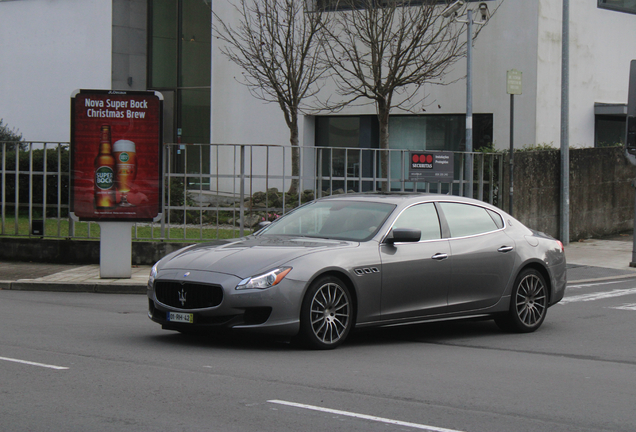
[{"xmin": 439, "ymin": 202, "xmax": 500, "ymax": 238}]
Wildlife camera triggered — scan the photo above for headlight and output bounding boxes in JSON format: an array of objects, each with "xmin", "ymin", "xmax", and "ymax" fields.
[
  {"xmin": 148, "ymin": 263, "xmax": 158, "ymax": 286},
  {"xmin": 236, "ymin": 267, "xmax": 292, "ymax": 290}
]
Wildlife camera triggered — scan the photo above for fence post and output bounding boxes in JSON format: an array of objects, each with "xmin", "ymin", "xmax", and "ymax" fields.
[
  {"xmin": 160, "ymin": 143, "xmax": 167, "ymax": 239},
  {"xmin": 239, "ymin": 145, "xmax": 245, "ymax": 237}
]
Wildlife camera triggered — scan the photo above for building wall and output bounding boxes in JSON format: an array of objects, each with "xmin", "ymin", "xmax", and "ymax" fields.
[
  {"xmin": 211, "ymin": 1, "xmax": 296, "ymax": 147},
  {"xmin": 568, "ymin": 3, "xmax": 636, "ymax": 147},
  {"xmin": 0, "ymin": 0, "xmax": 112, "ymax": 142},
  {"xmin": 2, "ymin": 0, "xmax": 636, "ymax": 151},
  {"xmin": 212, "ymin": 0, "xmax": 542, "ymax": 152}
]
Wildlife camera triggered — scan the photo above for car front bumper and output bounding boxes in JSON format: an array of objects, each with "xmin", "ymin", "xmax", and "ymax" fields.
[{"xmin": 147, "ymin": 268, "xmax": 304, "ymax": 336}]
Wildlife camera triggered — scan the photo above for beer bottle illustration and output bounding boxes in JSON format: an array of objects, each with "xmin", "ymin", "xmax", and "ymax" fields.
[{"xmin": 94, "ymin": 125, "xmax": 116, "ymax": 209}]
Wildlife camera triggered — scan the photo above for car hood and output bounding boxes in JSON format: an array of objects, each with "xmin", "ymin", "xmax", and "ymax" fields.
[{"xmin": 158, "ymin": 235, "xmax": 357, "ymax": 278}]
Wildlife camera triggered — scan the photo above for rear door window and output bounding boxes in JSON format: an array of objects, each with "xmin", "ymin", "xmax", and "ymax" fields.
[{"xmin": 439, "ymin": 202, "xmax": 500, "ymax": 238}]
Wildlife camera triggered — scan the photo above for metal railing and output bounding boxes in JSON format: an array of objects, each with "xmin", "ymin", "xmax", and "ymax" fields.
[{"xmin": 0, "ymin": 141, "xmax": 504, "ymax": 241}]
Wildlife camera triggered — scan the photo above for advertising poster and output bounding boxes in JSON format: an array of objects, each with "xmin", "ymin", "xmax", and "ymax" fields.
[{"xmin": 70, "ymin": 89, "xmax": 163, "ymax": 222}]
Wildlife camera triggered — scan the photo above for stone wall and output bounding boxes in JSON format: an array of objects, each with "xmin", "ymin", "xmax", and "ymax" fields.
[{"xmin": 503, "ymin": 147, "xmax": 635, "ymax": 240}]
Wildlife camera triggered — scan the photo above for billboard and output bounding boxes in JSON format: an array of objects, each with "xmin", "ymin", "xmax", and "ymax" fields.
[{"xmin": 70, "ymin": 89, "xmax": 163, "ymax": 221}]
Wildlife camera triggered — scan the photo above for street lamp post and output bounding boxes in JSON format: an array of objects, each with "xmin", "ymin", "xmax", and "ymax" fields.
[
  {"xmin": 465, "ymin": 8, "xmax": 474, "ymax": 198},
  {"xmin": 445, "ymin": 2, "xmax": 488, "ymax": 198}
]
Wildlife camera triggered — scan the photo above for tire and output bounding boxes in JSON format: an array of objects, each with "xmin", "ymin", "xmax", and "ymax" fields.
[
  {"xmin": 495, "ymin": 268, "xmax": 548, "ymax": 333},
  {"xmin": 299, "ymin": 275, "xmax": 353, "ymax": 350}
]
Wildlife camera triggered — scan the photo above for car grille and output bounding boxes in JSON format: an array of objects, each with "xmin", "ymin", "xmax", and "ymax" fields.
[{"xmin": 154, "ymin": 281, "xmax": 223, "ymax": 310}]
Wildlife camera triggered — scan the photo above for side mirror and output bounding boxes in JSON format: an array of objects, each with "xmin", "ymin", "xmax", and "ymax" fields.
[{"xmin": 386, "ymin": 228, "xmax": 421, "ymax": 244}]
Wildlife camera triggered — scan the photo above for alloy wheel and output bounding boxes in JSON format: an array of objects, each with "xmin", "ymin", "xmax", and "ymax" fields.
[
  {"xmin": 515, "ymin": 273, "xmax": 547, "ymax": 327},
  {"xmin": 309, "ymin": 282, "xmax": 351, "ymax": 345}
]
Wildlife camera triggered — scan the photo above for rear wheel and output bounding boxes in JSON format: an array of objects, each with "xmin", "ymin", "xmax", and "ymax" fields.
[
  {"xmin": 299, "ymin": 276, "xmax": 353, "ymax": 349},
  {"xmin": 495, "ymin": 268, "xmax": 548, "ymax": 333}
]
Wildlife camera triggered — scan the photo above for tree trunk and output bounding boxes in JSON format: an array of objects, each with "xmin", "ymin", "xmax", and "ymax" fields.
[
  {"xmin": 288, "ymin": 119, "xmax": 300, "ymax": 196},
  {"xmin": 378, "ymin": 102, "xmax": 390, "ymax": 192}
]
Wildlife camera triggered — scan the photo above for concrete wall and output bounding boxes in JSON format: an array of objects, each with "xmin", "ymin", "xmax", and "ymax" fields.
[
  {"xmin": 504, "ymin": 147, "xmax": 635, "ymax": 241},
  {"xmin": 0, "ymin": 238, "xmax": 195, "ymax": 266}
]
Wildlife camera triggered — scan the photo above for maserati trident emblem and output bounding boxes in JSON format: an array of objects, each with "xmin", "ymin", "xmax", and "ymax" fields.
[{"xmin": 178, "ymin": 289, "xmax": 187, "ymax": 307}]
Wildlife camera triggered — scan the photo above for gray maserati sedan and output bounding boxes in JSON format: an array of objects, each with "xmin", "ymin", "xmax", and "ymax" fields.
[{"xmin": 148, "ymin": 193, "xmax": 566, "ymax": 349}]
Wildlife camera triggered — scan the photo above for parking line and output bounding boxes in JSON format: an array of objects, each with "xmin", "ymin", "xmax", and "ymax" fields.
[
  {"xmin": 567, "ymin": 280, "xmax": 628, "ymax": 289},
  {"xmin": 0, "ymin": 356, "xmax": 69, "ymax": 370},
  {"xmin": 610, "ymin": 303, "xmax": 636, "ymax": 311},
  {"xmin": 560, "ymin": 287, "xmax": 636, "ymax": 304},
  {"xmin": 268, "ymin": 400, "xmax": 464, "ymax": 432}
]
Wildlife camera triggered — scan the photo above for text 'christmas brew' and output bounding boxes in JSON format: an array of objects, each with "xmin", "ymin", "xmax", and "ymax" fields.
[{"xmin": 70, "ymin": 89, "xmax": 163, "ymax": 222}]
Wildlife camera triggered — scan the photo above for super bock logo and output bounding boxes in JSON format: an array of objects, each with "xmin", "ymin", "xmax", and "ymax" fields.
[{"xmin": 95, "ymin": 166, "xmax": 114, "ymax": 190}]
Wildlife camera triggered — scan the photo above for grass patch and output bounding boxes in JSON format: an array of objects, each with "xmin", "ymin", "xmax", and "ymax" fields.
[{"xmin": 0, "ymin": 217, "xmax": 251, "ymax": 241}]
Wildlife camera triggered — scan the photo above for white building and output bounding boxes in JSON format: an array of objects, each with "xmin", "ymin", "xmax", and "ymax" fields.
[{"xmin": 1, "ymin": 0, "xmax": 635, "ymax": 181}]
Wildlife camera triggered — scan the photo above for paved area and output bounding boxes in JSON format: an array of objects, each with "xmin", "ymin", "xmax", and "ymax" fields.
[
  {"xmin": 565, "ymin": 234, "xmax": 636, "ymax": 282},
  {"xmin": 0, "ymin": 262, "xmax": 151, "ymax": 294},
  {"xmin": 0, "ymin": 235, "xmax": 635, "ymax": 293}
]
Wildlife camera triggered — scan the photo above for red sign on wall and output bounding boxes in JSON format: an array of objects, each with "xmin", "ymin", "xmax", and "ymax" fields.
[{"xmin": 70, "ymin": 89, "xmax": 163, "ymax": 221}]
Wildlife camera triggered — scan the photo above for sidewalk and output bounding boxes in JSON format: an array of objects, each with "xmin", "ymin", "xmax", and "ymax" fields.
[
  {"xmin": 0, "ymin": 262, "xmax": 150, "ymax": 294},
  {"xmin": 565, "ymin": 234, "xmax": 636, "ymax": 282},
  {"xmin": 0, "ymin": 235, "xmax": 635, "ymax": 294}
]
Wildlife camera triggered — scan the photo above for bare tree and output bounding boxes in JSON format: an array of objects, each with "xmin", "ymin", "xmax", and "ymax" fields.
[
  {"xmin": 213, "ymin": 0, "xmax": 331, "ymax": 195},
  {"xmin": 322, "ymin": 0, "xmax": 474, "ymax": 191}
]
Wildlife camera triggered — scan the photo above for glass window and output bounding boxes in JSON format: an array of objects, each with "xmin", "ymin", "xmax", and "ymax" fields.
[
  {"xmin": 261, "ymin": 200, "xmax": 395, "ymax": 241},
  {"xmin": 595, "ymin": 115, "xmax": 625, "ymax": 147},
  {"xmin": 149, "ymin": 0, "xmax": 212, "ymax": 184},
  {"xmin": 150, "ymin": 0, "xmax": 178, "ymax": 88},
  {"xmin": 598, "ymin": 0, "xmax": 636, "ymax": 14},
  {"xmin": 392, "ymin": 203, "xmax": 441, "ymax": 241},
  {"xmin": 487, "ymin": 209, "xmax": 504, "ymax": 229},
  {"xmin": 180, "ymin": 1, "xmax": 212, "ymax": 87},
  {"xmin": 439, "ymin": 202, "xmax": 499, "ymax": 237}
]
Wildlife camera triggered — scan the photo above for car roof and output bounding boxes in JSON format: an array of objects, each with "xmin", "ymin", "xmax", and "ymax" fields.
[{"xmin": 316, "ymin": 192, "xmax": 500, "ymax": 210}]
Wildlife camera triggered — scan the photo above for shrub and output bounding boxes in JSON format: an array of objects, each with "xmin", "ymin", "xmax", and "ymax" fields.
[{"xmin": 0, "ymin": 119, "xmax": 24, "ymax": 151}]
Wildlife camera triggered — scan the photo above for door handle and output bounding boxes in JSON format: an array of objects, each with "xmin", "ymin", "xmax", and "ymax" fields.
[
  {"xmin": 432, "ymin": 253, "xmax": 448, "ymax": 260},
  {"xmin": 498, "ymin": 246, "xmax": 514, "ymax": 253}
]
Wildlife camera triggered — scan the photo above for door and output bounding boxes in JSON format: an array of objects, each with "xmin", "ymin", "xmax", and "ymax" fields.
[
  {"xmin": 438, "ymin": 202, "xmax": 516, "ymax": 311},
  {"xmin": 380, "ymin": 203, "xmax": 451, "ymax": 320}
]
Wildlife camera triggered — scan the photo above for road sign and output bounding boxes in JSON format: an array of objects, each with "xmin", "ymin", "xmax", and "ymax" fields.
[{"xmin": 507, "ymin": 69, "xmax": 522, "ymax": 95}]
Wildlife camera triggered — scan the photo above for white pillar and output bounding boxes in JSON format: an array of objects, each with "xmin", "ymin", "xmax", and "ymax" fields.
[{"xmin": 99, "ymin": 222, "xmax": 133, "ymax": 278}]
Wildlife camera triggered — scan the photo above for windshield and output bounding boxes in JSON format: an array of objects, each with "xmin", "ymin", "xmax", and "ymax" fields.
[{"xmin": 258, "ymin": 200, "xmax": 396, "ymax": 241}]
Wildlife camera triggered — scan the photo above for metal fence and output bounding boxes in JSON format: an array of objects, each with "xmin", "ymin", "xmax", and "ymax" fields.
[{"xmin": 0, "ymin": 141, "xmax": 504, "ymax": 241}]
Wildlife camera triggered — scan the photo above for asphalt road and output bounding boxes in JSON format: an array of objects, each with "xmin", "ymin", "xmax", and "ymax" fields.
[{"xmin": 1, "ymin": 271, "xmax": 636, "ymax": 432}]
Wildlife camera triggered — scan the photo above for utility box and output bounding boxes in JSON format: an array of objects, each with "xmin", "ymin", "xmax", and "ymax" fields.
[{"xmin": 31, "ymin": 220, "xmax": 44, "ymax": 236}]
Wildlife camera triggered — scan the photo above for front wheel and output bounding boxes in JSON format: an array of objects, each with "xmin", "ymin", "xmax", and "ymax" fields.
[
  {"xmin": 299, "ymin": 276, "xmax": 353, "ymax": 350},
  {"xmin": 495, "ymin": 268, "xmax": 548, "ymax": 333}
]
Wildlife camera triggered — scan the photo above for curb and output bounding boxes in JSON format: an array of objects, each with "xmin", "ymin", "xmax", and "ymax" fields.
[{"xmin": 0, "ymin": 280, "xmax": 146, "ymax": 294}]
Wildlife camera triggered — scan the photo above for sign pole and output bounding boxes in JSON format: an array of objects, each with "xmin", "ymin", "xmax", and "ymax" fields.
[
  {"xmin": 509, "ymin": 93, "xmax": 514, "ymax": 215},
  {"xmin": 506, "ymin": 70, "xmax": 522, "ymax": 216},
  {"xmin": 624, "ymin": 60, "xmax": 636, "ymax": 266}
]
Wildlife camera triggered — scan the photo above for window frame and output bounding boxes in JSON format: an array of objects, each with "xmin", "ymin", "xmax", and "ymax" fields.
[
  {"xmin": 437, "ymin": 201, "xmax": 505, "ymax": 239},
  {"xmin": 598, "ymin": 0, "xmax": 636, "ymax": 15},
  {"xmin": 389, "ymin": 202, "xmax": 444, "ymax": 242}
]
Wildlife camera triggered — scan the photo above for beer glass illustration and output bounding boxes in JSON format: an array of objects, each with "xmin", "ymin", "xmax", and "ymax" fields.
[{"xmin": 112, "ymin": 140, "xmax": 137, "ymax": 207}]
